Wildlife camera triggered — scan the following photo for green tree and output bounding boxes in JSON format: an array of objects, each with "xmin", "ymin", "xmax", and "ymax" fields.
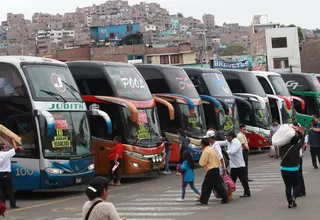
[
  {"xmin": 177, "ymin": 13, "xmax": 184, "ymax": 18},
  {"xmin": 281, "ymin": 24, "xmax": 304, "ymax": 42},
  {"xmin": 220, "ymin": 44, "xmax": 246, "ymax": 56}
]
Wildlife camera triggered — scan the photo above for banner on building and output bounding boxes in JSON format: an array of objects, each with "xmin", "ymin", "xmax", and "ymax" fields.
[{"xmin": 213, "ymin": 55, "xmax": 267, "ymax": 71}]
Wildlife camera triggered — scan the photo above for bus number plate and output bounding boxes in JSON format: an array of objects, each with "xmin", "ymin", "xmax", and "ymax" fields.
[{"xmin": 76, "ymin": 178, "xmax": 82, "ymax": 184}]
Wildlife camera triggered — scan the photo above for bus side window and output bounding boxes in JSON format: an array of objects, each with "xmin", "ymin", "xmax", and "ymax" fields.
[
  {"xmin": 190, "ymin": 76, "xmax": 205, "ymax": 94},
  {"xmin": 293, "ymin": 99, "xmax": 304, "ymax": 114},
  {"xmin": 5, "ymin": 113, "xmax": 39, "ymax": 158},
  {"xmin": 237, "ymin": 103, "xmax": 251, "ymax": 126},
  {"xmin": 0, "ymin": 63, "xmax": 26, "ymax": 97},
  {"xmin": 257, "ymin": 76, "xmax": 273, "ymax": 94},
  {"xmin": 156, "ymin": 103, "xmax": 179, "ymax": 132}
]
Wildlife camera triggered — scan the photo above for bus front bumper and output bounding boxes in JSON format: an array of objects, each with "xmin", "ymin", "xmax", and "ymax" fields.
[{"xmin": 40, "ymin": 170, "xmax": 95, "ymax": 189}]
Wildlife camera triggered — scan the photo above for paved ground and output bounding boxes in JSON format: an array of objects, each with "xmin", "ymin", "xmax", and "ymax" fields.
[{"xmin": 5, "ymin": 151, "xmax": 318, "ymax": 220}]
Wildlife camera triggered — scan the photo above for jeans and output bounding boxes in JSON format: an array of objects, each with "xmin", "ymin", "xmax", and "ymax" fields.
[
  {"xmin": 165, "ymin": 150, "xmax": 171, "ymax": 172},
  {"xmin": 109, "ymin": 159, "xmax": 122, "ymax": 182},
  {"xmin": 200, "ymin": 168, "xmax": 228, "ymax": 204},
  {"xmin": 299, "ymin": 157, "xmax": 306, "ymax": 195},
  {"xmin": 230, "ymin": 167, "xmax": 250, "ymax": 195},
  {"xmin": 310, "ymin": 147, "xmax": 320, "ymax": 168},
  {"xmin": 181, "ymin": 181, "xmax": 200, "ymax": 199},
  {"xmin": 281, "ymin": 170, "xmax": 300, "ymax": 203},
  {"xmin": 242, "ymin": 150, "xmax": 249, "ymax": 179}
]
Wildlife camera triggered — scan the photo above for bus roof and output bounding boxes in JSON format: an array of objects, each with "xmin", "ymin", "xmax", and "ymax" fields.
[
  {"xmin": 183, "ymin": 67, "xmax": 222, "ymax": 75},
  {"xmin": 253, "ymin": 71, "xmax": 281, "ymax": 77},
  {"xmin": 279, "ymin": 72, "xmax": 315, "ymax": 77},
  {"xmin": 0, "ymin": 56, "xmax": 67, "ymax": 67},
  {"xmin": 67, "ymin": 60, "xmax": 134, "ymax": 67},
  {"xmin": 135, "ymin": 64, "xmax": 182, "ymax": 70}
]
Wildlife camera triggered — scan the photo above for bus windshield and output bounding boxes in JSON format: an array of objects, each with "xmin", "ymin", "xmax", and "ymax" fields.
[
  {"xmin": 268, "ymin": 75, "xmax": 290, "ymax": 96},
  {"xmin": 252, "ymin": 102, "xmax": 272, "ymax": 129},
  {"xmin": 178, "ymin": 104, "xmax": 207, "ymax": 137},
  {"xmin": 164, "ymin": 68, "xmax": 200, "ymax": 99},
  {"xmin": 104, "ymin": 65, "xmax": 153, "ymax": 101},
  {"xmin": 123, "ymin": 107, "xmax": 161, "ymax": 146},
  {"xmin": 202, "ymin": 72, "xmax": 232, "ymax": 97},
  {"xmin": 23, "ymin": 65, "xmax": 81, "ymax": 101},
  {"xmin": 39, "ymin": 112, "xmax": 91, "ymax": 159}
]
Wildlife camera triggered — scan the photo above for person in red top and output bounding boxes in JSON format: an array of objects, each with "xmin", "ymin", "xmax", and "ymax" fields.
[{"xmin": 108, "ymin": 136, "xmax": 124, "ymax": 186}]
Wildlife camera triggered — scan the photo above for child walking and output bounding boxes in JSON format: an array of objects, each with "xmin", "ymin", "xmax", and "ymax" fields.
[{"xmin": 176, "ymin": 151, "xmax": 201, "ymax": 202}]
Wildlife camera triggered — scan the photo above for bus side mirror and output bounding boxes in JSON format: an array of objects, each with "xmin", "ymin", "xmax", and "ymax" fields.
[
  {"xmin": 87, "ymin": 109, "xmax": 112, "ymax": 135},
  {"xmin": 33, "ymin": 110, "xmax": 55, "ymax": 137}
]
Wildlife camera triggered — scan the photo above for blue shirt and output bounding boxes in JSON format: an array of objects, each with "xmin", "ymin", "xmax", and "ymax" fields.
[{"xmin": 181, "ymin": 161, "xmax": 195, "ymax": 182}]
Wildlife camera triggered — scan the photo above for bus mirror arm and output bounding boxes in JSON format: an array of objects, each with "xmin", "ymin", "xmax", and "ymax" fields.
[
  {"xmin": 33, "ymin": 110, "xmax": 55, "ymax": 137},
  {"xmin": 154, "ymin": 97, "xmax": 175, "ymax": 120},
  {"xmin": 88, "ymin": 109, "xmax": 113, "ymax": 135}
]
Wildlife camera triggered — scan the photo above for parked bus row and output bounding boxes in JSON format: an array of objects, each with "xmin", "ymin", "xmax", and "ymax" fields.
[{"xmin": 0, "ymin": 56, "xmax": 318, "ymax": 192}]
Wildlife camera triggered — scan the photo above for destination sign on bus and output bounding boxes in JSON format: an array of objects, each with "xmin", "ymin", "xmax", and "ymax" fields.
[{"xmin": 137, "ymin": 124, "xmax": 151, "ymax": 139}]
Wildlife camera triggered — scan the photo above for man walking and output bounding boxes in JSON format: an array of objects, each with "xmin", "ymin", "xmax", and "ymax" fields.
[
  {"xmin": 217, "ymin": 131, "xmax": 251, "ymax": 198},
  {"xmin": 0, "ymin": 139, "xmax": 23, "ymax": 209},
  {"xmin": 197, "ymin": 138, "xmax": 228, "ymax": 205},
  {"xmin": 206, "ymin": 130, "xmax": 226, "ymax": 175},
  {"xmin": 270, "ymin": 120, "xmax": 281, "ymax": 158},
  {"xmin": 308, "ymin": 121, "xmax": 320, "ymax": 169},
  {"xmin": 237, "ymin": 124, "xmax": 252, "ymax": 182}
]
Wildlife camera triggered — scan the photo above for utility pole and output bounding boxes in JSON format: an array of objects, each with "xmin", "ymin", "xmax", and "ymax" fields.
[{"xmin": 203, "ymin": 32, "xmax": 208, "ymax": 68}]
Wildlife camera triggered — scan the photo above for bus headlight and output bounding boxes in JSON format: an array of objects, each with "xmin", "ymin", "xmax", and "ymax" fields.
[
  {"xmin": 124, "ymin": 150, "xmax": 144, "ymax": 160},
  {"xmin": 88, "ymin": 164, "xmax": 95, "ymax": 171},
  {"xmin": 45, "ymin": 168, "xmax": 64, "ymax": 174}
]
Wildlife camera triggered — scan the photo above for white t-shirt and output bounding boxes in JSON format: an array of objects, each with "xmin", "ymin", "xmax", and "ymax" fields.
[
  {"xmin": 82, "ymin": 199, "xmax": 121, "ymax": 220},
  {"xmin": 217, "ymin": 139, "xmax": 246, "ymax": 168},
  {"xmin": 210, "ymin": 142, "xmax": 224, "ymax": 174}
]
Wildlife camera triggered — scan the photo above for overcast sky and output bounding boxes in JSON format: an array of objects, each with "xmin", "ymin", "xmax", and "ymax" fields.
[{"xmin": 0, "ymin": 0, "xmax": 317, "ymax": 29}]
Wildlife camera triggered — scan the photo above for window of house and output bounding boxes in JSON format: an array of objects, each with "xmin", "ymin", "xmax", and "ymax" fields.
[
  {"xmin": 271, "ymin": 37, "xmax": 287, "ymax": 48},
  {"xmin": 273, "ymin": 57, "xmax": 289, "ymax": 69},
  {"xmin": 170, "ymin": 54, "xmax": 180, "ymax": 64},
  {"xmin": 160, "ymin": 55, "xmax": 169, "ymax": 64}
]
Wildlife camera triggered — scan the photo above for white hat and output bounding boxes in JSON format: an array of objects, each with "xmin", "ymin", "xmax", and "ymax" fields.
[{"xmin": 206, "ymin": 130, "xmax": 215, "ymax": 138}]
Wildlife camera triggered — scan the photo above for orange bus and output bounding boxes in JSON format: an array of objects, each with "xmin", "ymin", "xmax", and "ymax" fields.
[{"xmin": 67, "ymin": 61, "xmax": 174, "ymax": 175}]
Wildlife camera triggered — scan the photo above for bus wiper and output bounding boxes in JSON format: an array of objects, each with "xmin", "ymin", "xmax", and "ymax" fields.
[
  {"xmin": 61, "ymin": 80, "xmax": 82, "ymax": 102},
  {"xmin": 40, "ymin": 90, "xmax": 67, "ymax": 103}
]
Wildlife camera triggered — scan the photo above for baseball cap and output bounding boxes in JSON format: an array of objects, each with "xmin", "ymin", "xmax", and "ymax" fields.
[{"xmin": 206, "ymin": 130, "xmax": 215, "ymax": 138}]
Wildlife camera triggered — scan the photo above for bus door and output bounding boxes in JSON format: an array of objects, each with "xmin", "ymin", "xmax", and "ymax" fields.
[
  {"xmin": 5, "ymin": 110, "xmax": 56, "ymax": 191},
  {"xmin": 267, "ymin": 95, "xmax": 282, "ymax": 124},
  {"xmin": 292, "ymin": 95, "xmax": 312, "ymax": 130}
]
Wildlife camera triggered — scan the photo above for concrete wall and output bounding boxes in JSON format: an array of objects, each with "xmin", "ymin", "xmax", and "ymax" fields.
[
  {"xmin": 265, "ymin": 27, "xmax": 301, "ymax": 73},
  {"xmin": 300, "ymin": 40, "xmax": 320, "ymax": 73}
]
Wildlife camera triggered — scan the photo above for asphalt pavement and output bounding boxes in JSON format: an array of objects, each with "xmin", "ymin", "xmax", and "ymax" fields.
[{"xmin": 5, "ymin": 151, "xmax": 319, "ymax": 220}]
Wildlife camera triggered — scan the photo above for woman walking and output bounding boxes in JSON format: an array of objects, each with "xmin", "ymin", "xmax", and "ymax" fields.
[
  {"xmin": 272, "ymin": 124, "xmax": 302, "ymax": 208},
  {"xmin": 176, "ymin": 151, "xmax": 200, "ymax": 201},
  {"xmin": 177, "ymin": 129, "xmax": 190, "ymax": 176},
  {"xmin": 108, "ymin": 136, "xmax": 124, "ymax": 186}
]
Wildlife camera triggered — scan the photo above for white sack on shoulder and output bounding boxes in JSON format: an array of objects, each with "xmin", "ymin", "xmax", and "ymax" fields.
[{"xmin": 271, "ymin": 124, "xmax": 296, "ymax": 148}]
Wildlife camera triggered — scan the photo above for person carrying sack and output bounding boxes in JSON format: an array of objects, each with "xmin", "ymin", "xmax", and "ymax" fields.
[{"xmin": 272, "ymin": 124, "xmax": 302, "ymax": 209}]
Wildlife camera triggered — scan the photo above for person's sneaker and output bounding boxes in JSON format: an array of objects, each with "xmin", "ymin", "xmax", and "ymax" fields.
[
  {"xmin": 176, "ymin": 198, "xmax": 184, "ymax": 202},
  {"xmin": 221, "ymin": 200, "xmax": 229, "ymax": 204},
  {"xmin": 240, "ymin": 193, "xmax": 251, "ymax": 198},
  {"xmin": 314, "ymin": 166, "xmax": 319, "ymax": 169},
  {"xmin": 10, "ymin": 206, "xmax": 20, "ymax": 209},
  {"xmin": 163, "ymin": 171, "xmax": 168, "ymax": 175}
]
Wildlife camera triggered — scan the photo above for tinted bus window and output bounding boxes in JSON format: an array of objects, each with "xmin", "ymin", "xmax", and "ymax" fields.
[
  {"xmin": 282, "ymin": 74, "xmax": 320, "ymax": 92},
  {"xmin": 23, "ymin": 65, "xmax": 82, "ymax": 101},
  {"xmin": 0, "ymin": 63, "xmax": 26, "ymax": 97},
  {"xmin": 104, "ymin": 66, "xmax": 153, "ymax": 101},
  {"xmin": 202, "ymin": 72, "xmax": 232, "ymax": 97},
  {"xmin": 267, "ymin": 75, "xmax": 290, "ymax": 96},
  {"xmin": 164, "ymin": 68, "xmax": 199, "ymax": 99}
]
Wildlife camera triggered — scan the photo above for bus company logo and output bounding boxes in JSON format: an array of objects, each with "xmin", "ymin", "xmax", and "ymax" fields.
[
  {"xmin": 75, "ymin": 165, "xmax": 79, "ymax": 172},
  {"xmin": 51, "ymin": 73, "xmax": 66, "ymax": 93},
  {"xmin": 285, "ymin": 80, "xmax": 302, "ymax": 90},
  {"xmin": 49, "ymin": 103, "xmax": 85, "ymax": 110},
  {"xmin": 89, "ymin": 103, "xmax": 100, "ymax": 110}
]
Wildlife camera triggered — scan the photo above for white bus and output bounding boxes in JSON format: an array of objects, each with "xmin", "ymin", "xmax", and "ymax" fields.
[{"xmin": 0, "ymin": 56, "xmax": 111, "ymax": 191}]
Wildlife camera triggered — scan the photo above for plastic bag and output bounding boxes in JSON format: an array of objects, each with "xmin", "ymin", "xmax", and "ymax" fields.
[
  {"xmin": 269, "ymin": 145, "xmax": 276, "ymax": 157},
  {"xmin": 223, "ymin": 173, "xmax": 236, "ymax": 192},
  {"xmin": 271, "ymin": 124, "xmax": 295, "ymax": 148}
]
